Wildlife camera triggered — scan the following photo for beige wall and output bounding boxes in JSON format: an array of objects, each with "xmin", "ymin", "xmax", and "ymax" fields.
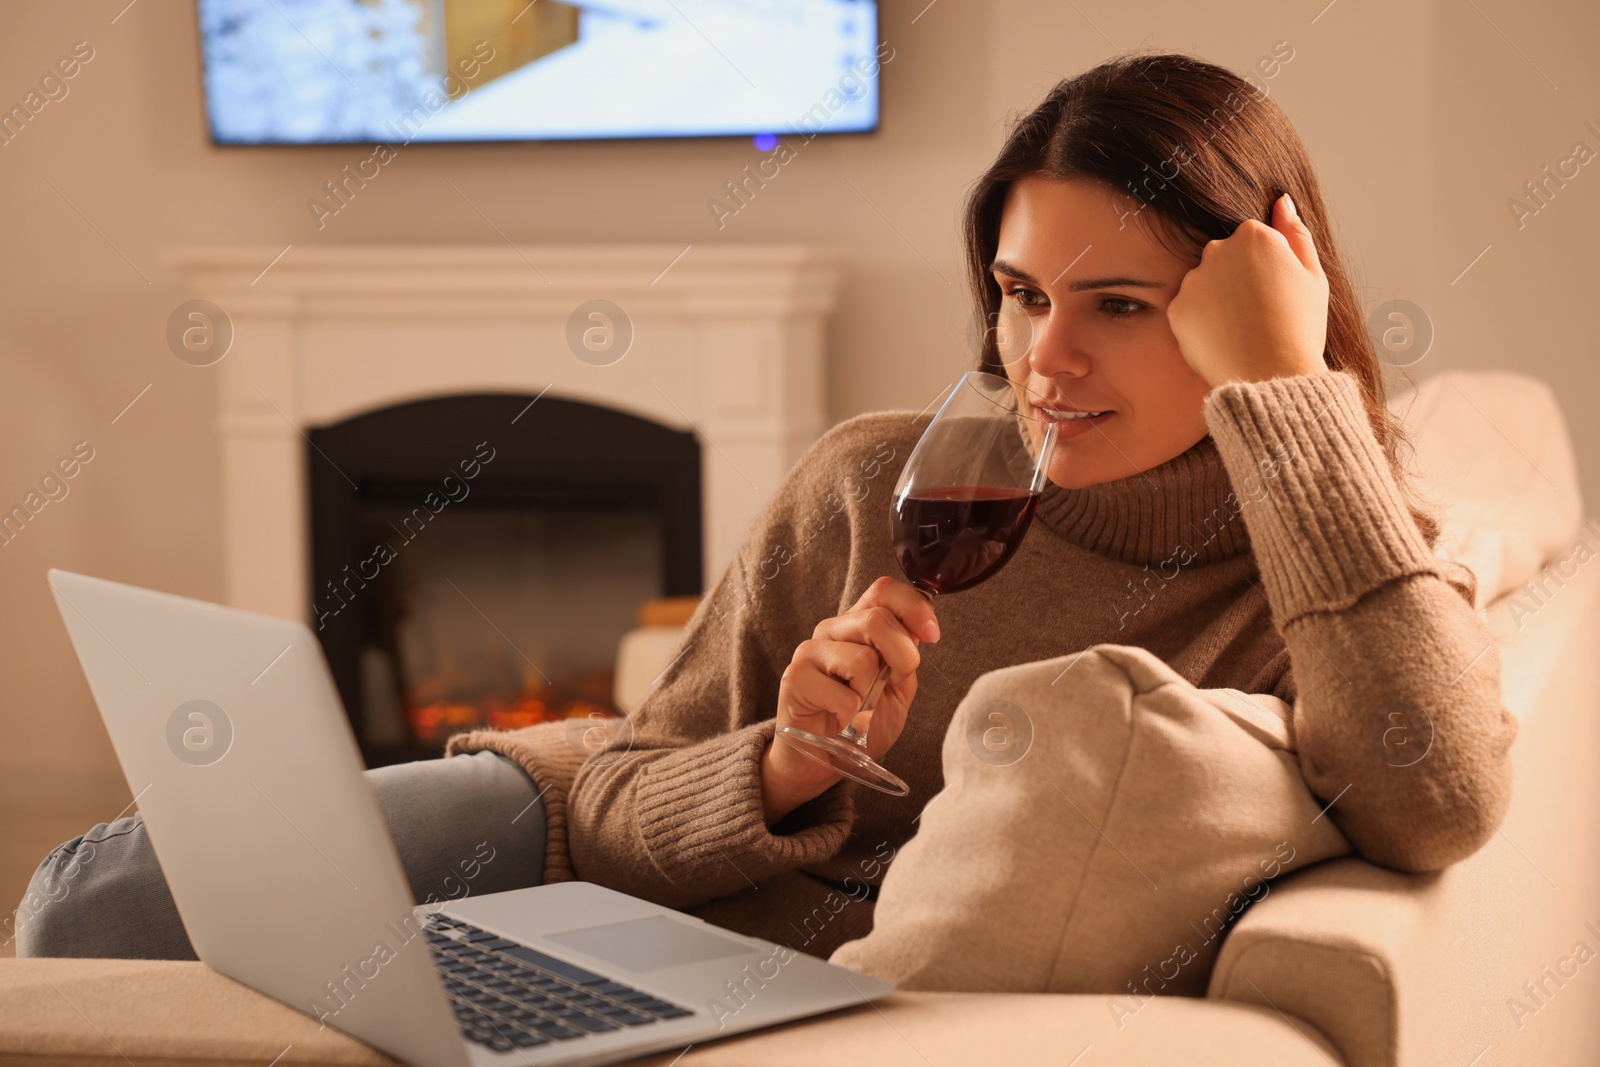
[
  {"xmin": 0, "ymin": 0, "xmax": 1592, "ymax": 806},
  {"xmin": 1431, "ymin": 1, "xmax": 1600, "ymax": 493}
]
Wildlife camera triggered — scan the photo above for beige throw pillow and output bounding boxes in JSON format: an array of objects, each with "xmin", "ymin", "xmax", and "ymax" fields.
[{"xmin": 830, "ymin": 644, "xmax": 1350, "ymax": 998}]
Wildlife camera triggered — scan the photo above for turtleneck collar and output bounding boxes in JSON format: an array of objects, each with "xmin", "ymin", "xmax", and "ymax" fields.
[{"xmin": 1032, "ymin": 435, "xmax": 1251, "ymax": 567}]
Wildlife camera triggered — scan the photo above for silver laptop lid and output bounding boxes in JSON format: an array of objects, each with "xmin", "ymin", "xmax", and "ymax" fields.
[{"xmin": 49, "ymin": 569, "xmax": 468, "ymax": 1067}]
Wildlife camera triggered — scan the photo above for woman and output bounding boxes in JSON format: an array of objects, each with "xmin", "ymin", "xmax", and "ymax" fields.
[
  {"xmin": 18, "ymin": 53, "xmax": 1515, "ymax": 969},
  {"xmin": 556, "ymin": 52, "xmax": 1516, "ymax": 958}
]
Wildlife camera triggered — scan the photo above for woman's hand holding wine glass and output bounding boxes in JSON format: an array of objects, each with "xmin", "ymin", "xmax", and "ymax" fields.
[
  {"xmin": 761, "ymin": 371, "xmax": 1056, "ymax": 820},
  {"xmin": 762, "ymin": 577, "xmax": 940, "ymax": 826}
]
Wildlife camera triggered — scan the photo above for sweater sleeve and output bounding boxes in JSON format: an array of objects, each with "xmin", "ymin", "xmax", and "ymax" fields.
[
  {"xmin": 566, "ymin": 414, "xmax": 913, "ymax": 909},
  {"xmin": 1203, "ymin": 371, "xmax": 1519, "ymax": 872}
]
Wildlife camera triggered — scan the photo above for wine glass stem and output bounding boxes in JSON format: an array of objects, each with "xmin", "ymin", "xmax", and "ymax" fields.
[
  {"xmin": 854, "ymin": 588, "xmax": 936, "ymax": 750},
  {"xmin": 850, "ymin": 662, "xmax": 892, "ymax": 749}
]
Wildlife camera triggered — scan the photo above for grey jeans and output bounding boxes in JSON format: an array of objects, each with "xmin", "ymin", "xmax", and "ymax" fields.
[{"xmin": 12, "ymin": 751, "xmax": 547, "ymax": 959}]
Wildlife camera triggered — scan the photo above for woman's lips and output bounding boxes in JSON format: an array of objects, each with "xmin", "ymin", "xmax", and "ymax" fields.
[{"xmin": 1037, "ymin": 409, "xmax": 1114, "ymax": 440}]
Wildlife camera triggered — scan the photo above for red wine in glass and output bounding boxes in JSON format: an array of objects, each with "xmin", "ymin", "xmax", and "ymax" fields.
[
  {"xmin": 776, "ymin": 371, "xmax": 1057, "ymax": 796},
  {"xmin": 891, "ymin": 486, "xmax": 1043, "ymax": 595}
]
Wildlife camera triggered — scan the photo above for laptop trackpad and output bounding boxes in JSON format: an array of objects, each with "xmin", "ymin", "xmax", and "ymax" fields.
[{"xmin": 546, "ymin": 915, "xmax": 759, "ymax": 973}]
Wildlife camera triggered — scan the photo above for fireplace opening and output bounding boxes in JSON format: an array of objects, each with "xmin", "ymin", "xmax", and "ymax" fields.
[{"xmin": 308, "ymin": 393, "xmax": 702, "ymax": 766}]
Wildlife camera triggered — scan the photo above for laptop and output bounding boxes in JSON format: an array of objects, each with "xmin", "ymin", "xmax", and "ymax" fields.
[{"xmin": 47, "ymin": 569, "xmax": 891, "ymax": 1067}]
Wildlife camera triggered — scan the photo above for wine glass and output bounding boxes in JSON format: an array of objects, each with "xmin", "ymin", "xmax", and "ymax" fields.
[{"xmin": 776, "ymin": 370, "xmax": 1058, "ymax": 795}]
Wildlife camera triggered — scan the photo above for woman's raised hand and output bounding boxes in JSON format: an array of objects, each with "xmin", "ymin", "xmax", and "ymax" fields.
[
  {"xmin": 760, "ymin": 576, "xmax": 940, "ymax": 825},
  {"xmin": 1167, "ymin": 193, "xmax": 1330, "ymax": 386}
]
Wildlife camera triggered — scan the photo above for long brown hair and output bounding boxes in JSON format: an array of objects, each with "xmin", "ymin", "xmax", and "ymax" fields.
[{"xmin": 962, "ymin": 52, "xmax": 1440, "ymax": 546}]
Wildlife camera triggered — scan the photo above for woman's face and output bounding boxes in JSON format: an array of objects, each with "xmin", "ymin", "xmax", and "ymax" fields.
[{"xmin": 992, "ymin": 176, "xmax": 1213, "ymax": 489}]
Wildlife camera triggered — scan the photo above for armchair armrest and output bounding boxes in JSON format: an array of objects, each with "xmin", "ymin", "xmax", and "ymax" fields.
[{"xmin": 1207, "ymin": 857, "xmax": 1430, "ymax": 1067}]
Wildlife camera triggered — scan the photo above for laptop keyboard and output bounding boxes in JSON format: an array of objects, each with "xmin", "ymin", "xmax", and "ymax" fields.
[{"xmin": 423, "ymin": 914, "xmax": 693, "ymax": 1053}]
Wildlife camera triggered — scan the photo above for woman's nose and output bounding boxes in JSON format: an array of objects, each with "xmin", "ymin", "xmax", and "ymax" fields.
[{"xmin": 1026, "ymin": 315, "xmax": 1092, "ymax": 379}]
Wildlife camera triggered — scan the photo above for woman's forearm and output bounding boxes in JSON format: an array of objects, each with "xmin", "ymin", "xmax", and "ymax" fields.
[
  {"xmin": 568, "ymin": 719, "xmax": 854, "ymax": 907},
  {"xmin": 1277, "ymin": 573, "xmax": 1516, "ymax": 869},
  {"xmin": 1203, "ymin": 370, "xmax": 1518, "ymax": 870}
]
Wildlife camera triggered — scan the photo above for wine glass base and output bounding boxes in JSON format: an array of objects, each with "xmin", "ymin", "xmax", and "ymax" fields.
[{"xmin": 776, "ymin": 725, "xmax": 910, "ymax": 796}]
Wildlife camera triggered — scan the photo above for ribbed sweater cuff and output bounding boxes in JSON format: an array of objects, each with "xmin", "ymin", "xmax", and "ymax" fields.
[
  {"xmin": 634, "ymin": 720, "xmax": 856, "ymax": 892},
  {"xmin": 1203, "ymin": 371, "xmax": 1441, "ymax": 623}
]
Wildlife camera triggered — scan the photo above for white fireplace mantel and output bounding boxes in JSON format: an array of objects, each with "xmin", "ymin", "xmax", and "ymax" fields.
[{"xmin": 169, "ymin": 245, "xmax": 841, "ymax": 622}]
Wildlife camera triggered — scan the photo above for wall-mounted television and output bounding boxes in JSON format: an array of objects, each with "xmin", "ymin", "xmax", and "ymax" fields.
[{"xmin": 197, "ymin": 0, "xmax": 882, "ymax": 145}]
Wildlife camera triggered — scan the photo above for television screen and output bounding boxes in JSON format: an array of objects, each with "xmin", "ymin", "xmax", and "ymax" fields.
[{"xmin": 197, "ymin": 0, "xmax": 883, "ymax": 145}]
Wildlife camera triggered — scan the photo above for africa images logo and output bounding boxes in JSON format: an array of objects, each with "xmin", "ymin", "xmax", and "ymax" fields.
[
  {"xmin": 166, "ymin": 699, "xmax": 233, "ymax": 767},
  {"xmin": 965, "ymin": 698, "xmax": 1034, "ymax": 767}
]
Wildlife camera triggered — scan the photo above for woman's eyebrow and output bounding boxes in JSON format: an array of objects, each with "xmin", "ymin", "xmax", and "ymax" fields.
[
  {"xmin": 1065, "ymin": 276, "xmax": 1165, "ymax": 291},
  {"xmin": 989, "ymin": 259, "xmax": 1163, "ymax": 291},
  {"xmin": 989, "ymin": 258, "xmax": 1040, "ymax": 284}
]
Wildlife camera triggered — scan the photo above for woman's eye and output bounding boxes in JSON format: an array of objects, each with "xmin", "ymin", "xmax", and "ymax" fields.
[
  {"xmin": 1101, "ymin": 297, "xmax": 1143, "ymax": 317},
  {"xmin": 1004, "ymin": 286, "xmax": 1045, "ymax": 309}
]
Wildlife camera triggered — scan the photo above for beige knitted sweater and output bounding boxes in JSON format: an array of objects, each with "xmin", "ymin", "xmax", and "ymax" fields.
[{"xmin": 449, "ymin": 371, "xmax": 1517, "ymax": 958}]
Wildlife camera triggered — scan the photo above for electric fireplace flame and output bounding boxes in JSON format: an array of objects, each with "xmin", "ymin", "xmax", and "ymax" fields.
[{"xmin": 405, "ymin": 662, "xmax": 621, "ymax": 744}]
